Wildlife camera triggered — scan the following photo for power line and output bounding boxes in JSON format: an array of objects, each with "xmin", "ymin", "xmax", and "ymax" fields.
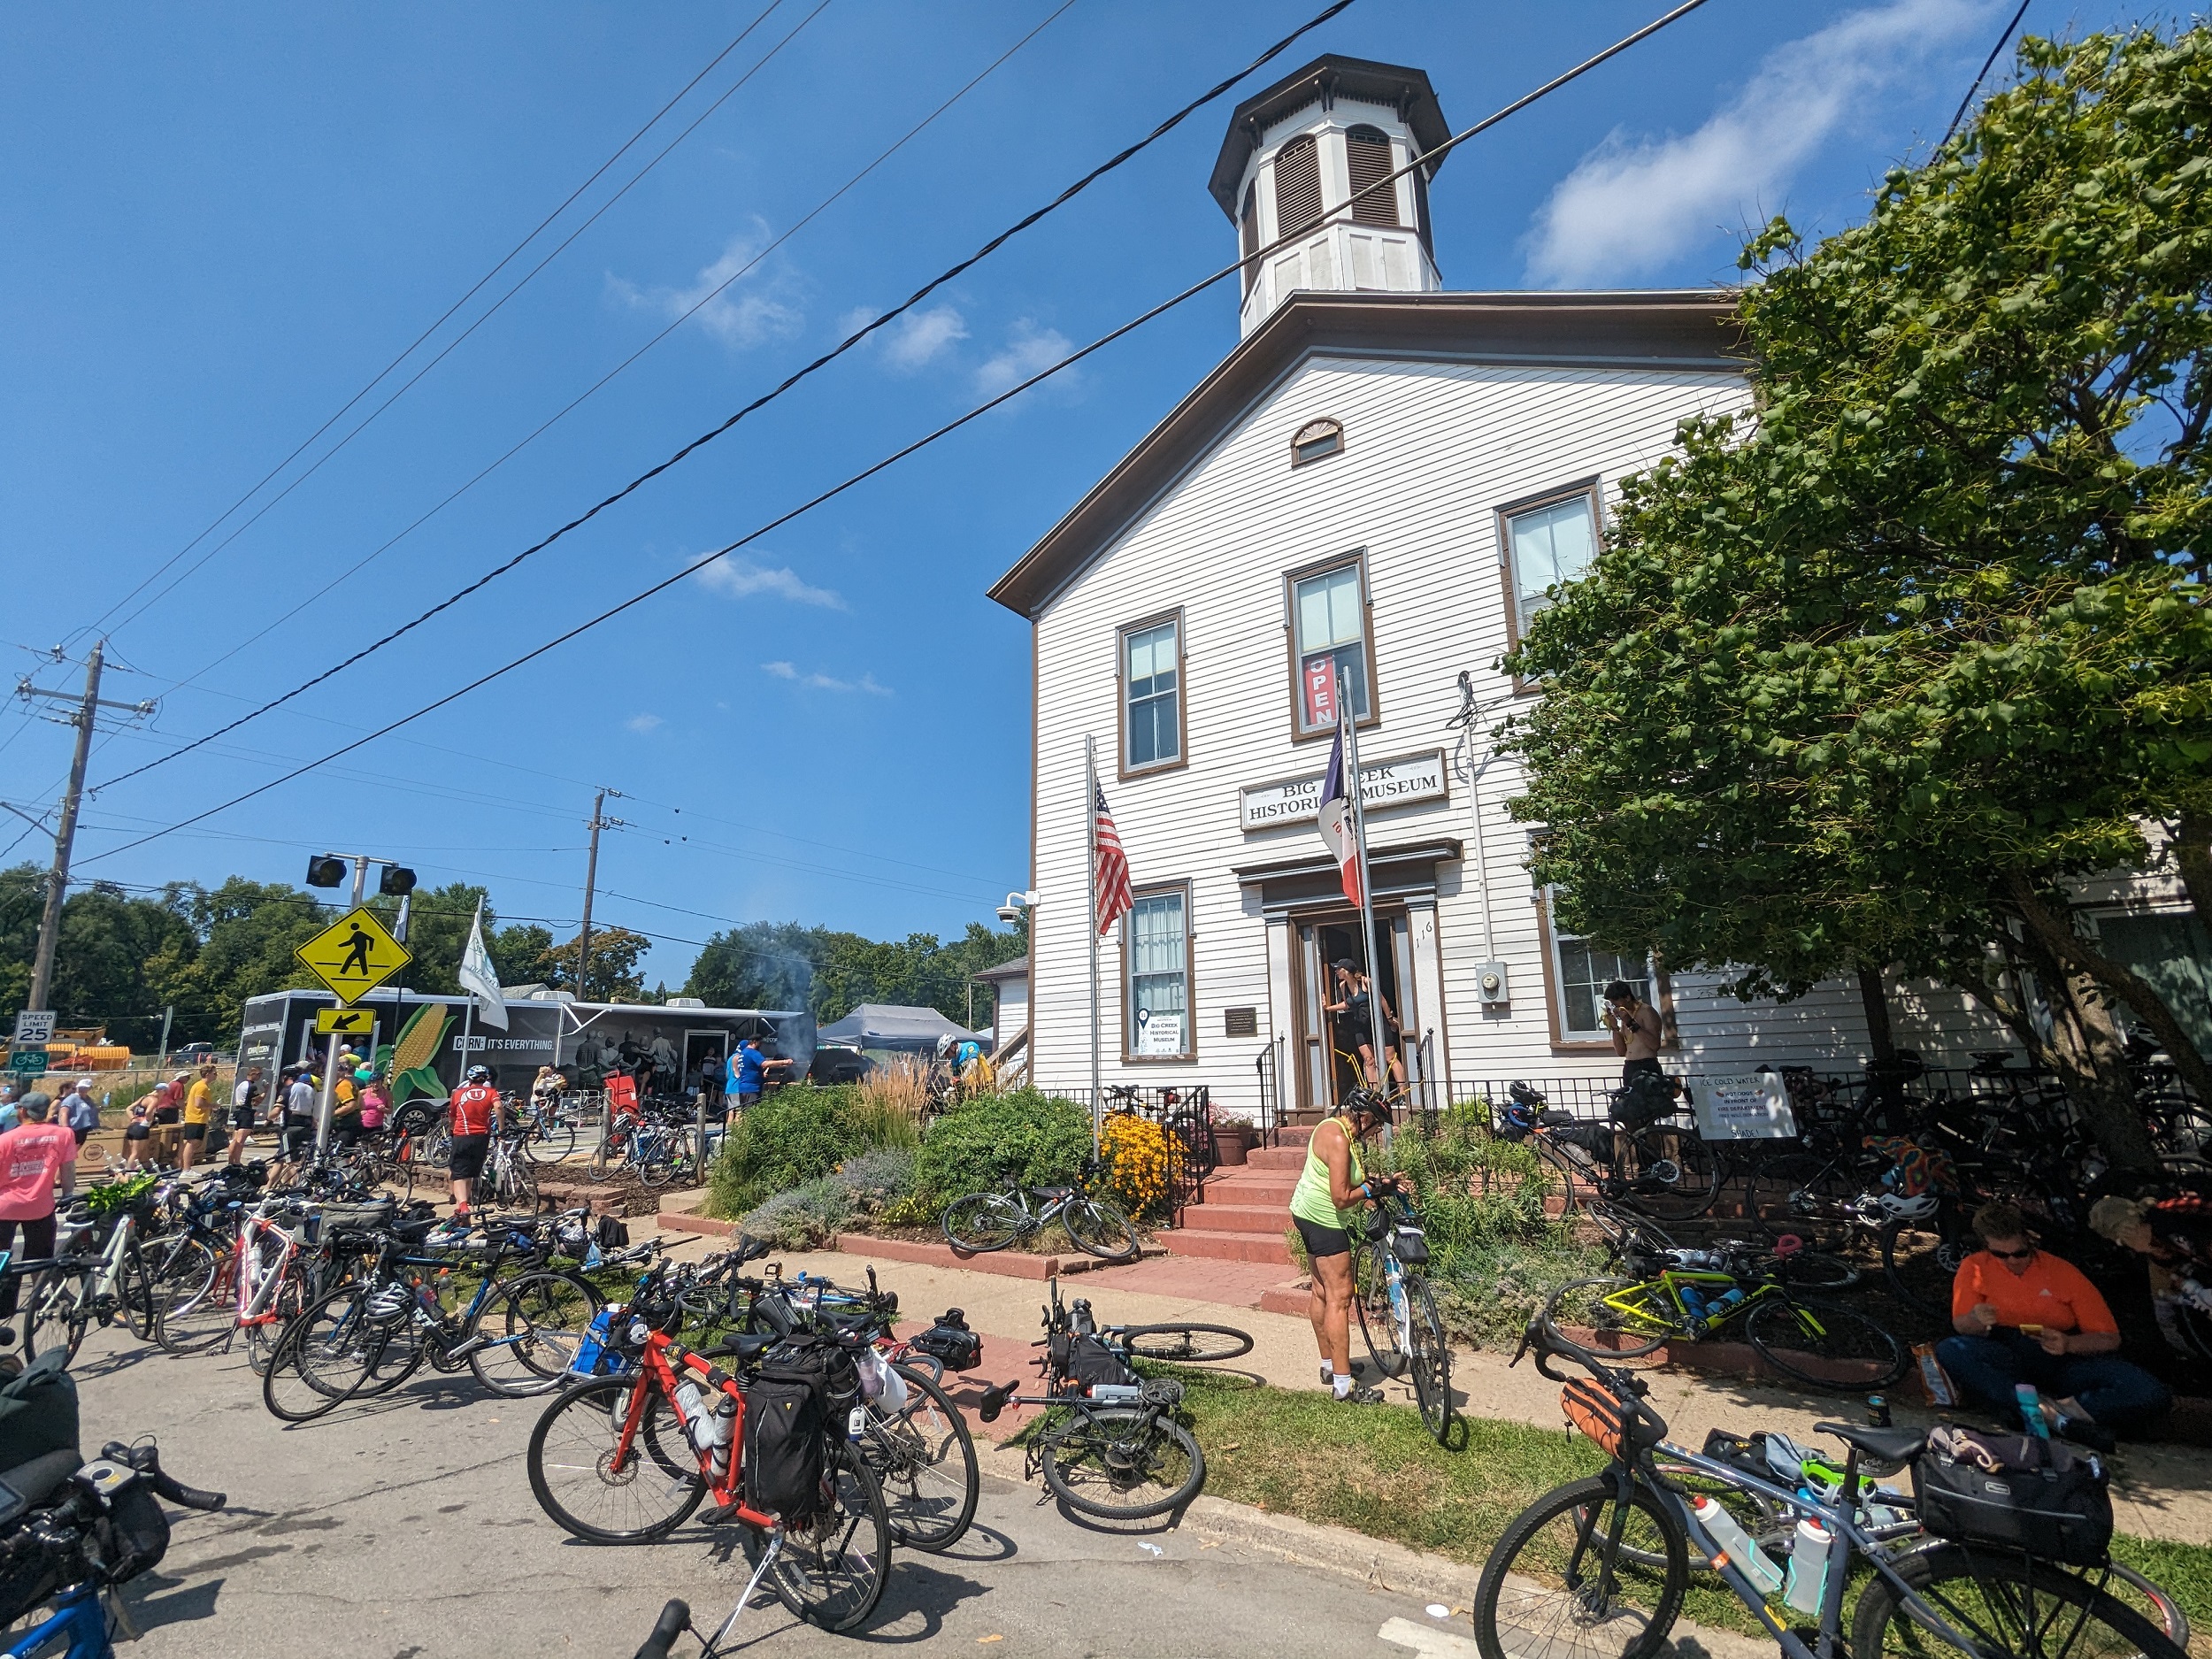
[
  {"xmin": 1943, "ymin": 0, "xmax": 2032, "ymax": 149},
  {"xmin": 92, "ymin": 0, "xmax": 1356, "ymax": 793},
  {"xmin": 156, "ymin": 0, "xmax": 1079, "ymax": 705},
  {"xmin": 80, "ymin": 0, "xmax": 1710, "ymax": 869},
  {"xmin": 96, "ymin": 0, "xmax": 836, "ymax": 646},
  {"xmin": 73, "ymin": 0, "xmax": 798, "ymax": 645}
]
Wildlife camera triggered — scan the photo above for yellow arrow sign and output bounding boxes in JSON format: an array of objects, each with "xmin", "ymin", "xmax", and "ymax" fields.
[
  {"xmin": 296, "ymin": 906, "xmax": 412, "ymax": 1006},
  {"xmin": 314, "ymin": 1007, "xmax": 377, "ymax": 1036}
]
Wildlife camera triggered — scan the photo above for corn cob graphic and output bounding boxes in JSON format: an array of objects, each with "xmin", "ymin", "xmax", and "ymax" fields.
[{"xmin": 388, "ymin": 1002, "xmax": 451, "ymax": 1106}]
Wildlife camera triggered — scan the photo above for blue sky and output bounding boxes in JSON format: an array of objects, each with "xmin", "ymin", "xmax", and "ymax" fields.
[{"xmin": 0, "ymin": 0, "xmax": 2138, "ymax": 989}]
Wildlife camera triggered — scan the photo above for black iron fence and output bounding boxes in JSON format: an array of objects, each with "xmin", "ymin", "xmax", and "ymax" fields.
[{"xmin": 1058, "ymin": 1084, "xmax": 1219, "ymax": 1218}]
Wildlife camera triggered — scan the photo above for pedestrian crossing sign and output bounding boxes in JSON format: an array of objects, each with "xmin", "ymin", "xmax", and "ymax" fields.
[{"xmin": 296, "ymin": 906, "xmax": 411, "ymax": 1005}]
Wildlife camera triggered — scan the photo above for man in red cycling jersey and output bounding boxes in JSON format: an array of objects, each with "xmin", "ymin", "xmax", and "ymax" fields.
[{"xmin": 446, "ymin": 1065, "xmax": 506, "ymax": 1223}]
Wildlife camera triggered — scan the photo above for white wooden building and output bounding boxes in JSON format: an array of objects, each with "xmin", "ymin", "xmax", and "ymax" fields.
[{"xmin": 986, "ymin": 56, "xmax": 2153, "ymax": 1118}]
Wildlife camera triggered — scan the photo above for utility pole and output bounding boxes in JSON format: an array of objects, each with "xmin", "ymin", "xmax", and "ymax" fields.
[
  {"xmin": 575, "ymin": 790, "xmax": 623, "ymax": 1002},
  {"xmin": 18, "ymin": 641, "xmax": 154, "ymax": 1012}
]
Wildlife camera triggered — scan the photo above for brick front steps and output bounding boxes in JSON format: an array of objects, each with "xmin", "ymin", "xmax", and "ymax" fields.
[{"xmin": 1161, "ymin": 1128, "xmax": 1310, "ymax": 1269}]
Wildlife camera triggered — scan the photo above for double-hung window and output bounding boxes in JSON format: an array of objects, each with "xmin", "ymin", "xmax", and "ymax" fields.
[
  {"xmin": 1288, "ymin": 557, "xmax": 1373, "ymax": 736},
  {"xmin": 1541, "ymin": 888, "xmax": 1654, "ymax": 1043},
  {"xmin": 1125, "ymin": 887, "xmax": 1192, "ymax": 1059},
  {"xmin": 1120, "ymin": 613, "xmax": 1182, "ymax": 773},
  {"xmin": 1501, "ymin": 485, "xmax": 1601, "ymax": 649}
]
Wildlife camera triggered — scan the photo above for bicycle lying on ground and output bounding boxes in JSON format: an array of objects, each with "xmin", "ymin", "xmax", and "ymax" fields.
[
  {"xmin": 1473, "ymin": 1320, "xmax": 2184, "ymax": 1659},
  {"xmin": 977, "ymin": 1278, "xmax": 1251, "ymax": 1520},
  {"xmin": 1540, "ymin": 1236, "xmax": 1910, "ymax": 1391},
  {"xmin": 941, "ymin": 1160, "xmax": 1141, "ymax": 1262}
]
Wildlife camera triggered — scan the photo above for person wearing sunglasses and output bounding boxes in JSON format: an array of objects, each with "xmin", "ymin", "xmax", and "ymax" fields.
[{"xmin": 1938, "ymin": 1201, "xmax": 2170, "ymax": 1448}]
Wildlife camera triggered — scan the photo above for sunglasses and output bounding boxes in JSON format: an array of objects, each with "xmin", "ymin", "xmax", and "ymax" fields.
[{"xmin": 1986, "ymin": 1244, "xmax": 2036, "ymax": 1261}]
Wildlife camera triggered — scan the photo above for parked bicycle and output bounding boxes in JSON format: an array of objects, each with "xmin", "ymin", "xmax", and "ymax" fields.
[
  {"xmin": 1475, "ymin": 1320, "xmax": 2184, "ymax": 1659},
  {"xmin": 941, "ymin": 1160, "xmax": 1141, "ymax": 1262},
  {"xmin": 1496, "ymin": 1081, "xmax": 1722, "ymax": 1221}
]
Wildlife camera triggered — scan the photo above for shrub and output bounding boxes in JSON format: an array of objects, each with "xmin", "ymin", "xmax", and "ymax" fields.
[
  {"xmin": 1099, "ymin": 1110, "xmax": 1174, "ymax": 1220},
  {"xmin": 831, "ymin": 1145, "xmax": 916, "ymax": 1210},
  {"xmin": 707, "ymin": 1086, "xmax": 864, "ymax": 1218},
  {"xmin": 847, "ymin": 1092, "xmax": 921, "ymax": 1154},
  {"xmin": 911, "ymin": 1088, "xmax": 1093, "ymax": 1208},
  {"xmin": 741, "ymin": 1178, "xmax": 855, "ymax": 1251}
]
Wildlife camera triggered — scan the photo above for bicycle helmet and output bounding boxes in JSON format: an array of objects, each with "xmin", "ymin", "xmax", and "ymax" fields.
[
  {"xmin": 465, "ymin": 1064, "xmax": 492, "ymax": 1085},
  {"xmin": 1874, "ymin": 1191, "xmax": 1939, "ymax": 1223},
  {"xmin": 354, "ymin": 1064, "xmax": 376, "ymax": 1083},
  {"xmin": 1340, "ymin": 1086, "xmax": 1388, "ymax": 1124}
]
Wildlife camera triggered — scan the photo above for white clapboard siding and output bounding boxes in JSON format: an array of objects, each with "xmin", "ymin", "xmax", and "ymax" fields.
[{"xmin": 1025, "ymin": 349, "xmax": 1934, "ymax": 1104}]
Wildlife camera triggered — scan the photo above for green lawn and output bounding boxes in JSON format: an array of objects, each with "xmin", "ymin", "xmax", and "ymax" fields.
[{"xmin": 1149, "ymin": 1367, "xmax": 2212, "ymax": 1652}]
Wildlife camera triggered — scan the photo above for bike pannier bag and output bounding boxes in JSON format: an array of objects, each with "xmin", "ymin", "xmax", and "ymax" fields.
[
  {"xmin": 1610, "ymin": 1074, "xmax": 1674, "ymax": 1133},
  {"xmin": 1915, "ymin": 1426, "xmax": 2112, "ymax": 1566},
  {"xmin": 913, "ymin": 1310, "xmax": 983, "ymax": 1372},
  {"xmin": 742, "ymin": 1336, "xmax": 857, "ymax": 1522},
  {"xmin": 1068, "ymin": 1333, "xmax": 1135, "ymax": 1390},
  {"xmin": 595, "ymin": 1215, "xmax": 630, "ymax": 1250}
]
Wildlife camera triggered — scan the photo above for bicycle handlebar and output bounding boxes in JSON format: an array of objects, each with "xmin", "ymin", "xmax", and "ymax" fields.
[
  {"xmin": 632, "ymin": 1599, "xmax": 690, "ymax": 1659},
  {"xmin": 150, "ymin": 1469, "xmax": 227, "ymax": 1513}
]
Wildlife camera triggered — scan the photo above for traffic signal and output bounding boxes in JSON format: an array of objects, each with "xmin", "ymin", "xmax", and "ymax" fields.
[
  {"xmin": 379, "ymin": 865, "xmax": 417, "ymax": 897},
  {"xmin": 304, "ymin": 856, "xmax": 347, "ymax": 888}
]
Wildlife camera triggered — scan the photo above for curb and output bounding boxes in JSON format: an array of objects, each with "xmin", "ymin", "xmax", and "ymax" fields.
[
  {"xmin": 835, "ymin": 1233, "xmax": 1064, "ymax": 1279},
  {"xmin": 660, "ymin": 1210, "xmax": 736, "ymax": 1238}
]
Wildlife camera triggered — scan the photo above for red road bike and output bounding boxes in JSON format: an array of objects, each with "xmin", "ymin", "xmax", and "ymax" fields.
[{"xmin": 525, "ymin": 1266, "xmax": 891, "ymax": 1638}]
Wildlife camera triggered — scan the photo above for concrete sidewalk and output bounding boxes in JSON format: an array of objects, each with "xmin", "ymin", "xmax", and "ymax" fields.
[{"xmin": 705, "ymin": 1236, "xmax": 2212, "ymax": 1548}]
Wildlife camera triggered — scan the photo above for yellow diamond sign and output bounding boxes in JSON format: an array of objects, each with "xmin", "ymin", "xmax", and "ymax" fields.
[{"xmin": 296, "ymin": 906, "xmax": 411, "ymax": 1006}]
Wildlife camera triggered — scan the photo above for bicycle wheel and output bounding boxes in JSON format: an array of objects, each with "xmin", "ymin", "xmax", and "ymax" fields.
[
  {"xmin": 1617, "ymin": 1126, "xmax": 1721, "ymax": 1221},
  {"xmin": 1739, "ymin": 1152, "xmax": 1861, "ymax": 1248},
  {"xmin": 752, "ymin": 1443, "xmax": 891, "ymax": 1633},
  {"xmin": 1120, "ymin": 1324, "xmax": 1254, "ymax": 1363},
  {"xmin": 526, "ymin": 1375, "xmax": 705, "ymax": 1544},
  {"xmin": 863, "ymin": 1363, "xmax": 977, "ymax": 1553},
  {"xmin": 155, "ymin": 1244, "xmax": 239, "ymax": 1354},
  {"xmin": 22, "ymin": 1272, "xmax": 85, "ymax": 1365},
  {"xmin": 1405, "ymin": 1275, "xmax": 1452, "ymax": 1443},
  {"xmin": 1061, "ymin": 1197, "xmax": 1141, "ymax": 1263},
  {"xmin": 941, "ymin": 1193, "xmax": 1025, "ymax": 1254},
  {"xmin": 1743, "ymin": 1294, "xmax": 1908, "ymax": 1389},
  {"xmin": 1853, "ymin": 1543, "xmax": 2185, "ymax": 1659},
  {"xmin": 1760, "ymin": 1246, "xmax": 1863, "ymax": 1292},
  {"xmin": 468, "ymin": 1271, "xmax": 603, "ymax": 1398},
  {"xmin": 523, "ymin": 1118, "xmax": 580, "ymax": 1164},
  {"xmin": 262, "ymin": 1286, "xmax": 408, "ymax": 1423},
  {"xmin": 139, "ymin": 1234, "xmax": 220, "ymax": 1330},
  {"xmin": 244, "ymin": 1271, "xmax": 311, "ymax": 1378},
  {"xmin": 1880, "ymin": 1218, "xmax": 1971, "ymax": 1322},
  {"xmin": 2102, "ymin": 1561, "xmax": 2192, "ymax": 1649},
  {"xmin": 636, "ymin": 1150, "xmax": 679, "ymax": 1191},
  {"xmin": 1474, "ymin": 1474, "xmax": 1688, "ymax": 1659},
  {"xmin": 365, "ymin": 1154, "xmax": 414, "ymax": 1204},
  {"xmin": 1540, "ymin": 1278, "xmax": 1672, "ymax": 1360},
  {"xmin": 1352, "ymin": 1246, "xmax": 1408, "ymax": 1379},
  {"xmin": 1039, "ymin": 1405, "xmax": 1205, "ymax": 1520}
]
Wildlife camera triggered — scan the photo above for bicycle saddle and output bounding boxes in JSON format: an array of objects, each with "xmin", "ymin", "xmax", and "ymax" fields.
[
  {"xmin": 1816, "ymin": 1421, "xmax": 1927, "ymax": 1467},
  {"xmin": 388, "ymin": 1215, "xmax": 446, "ymax": 1243},
  {"xmin": 700, "ymin": 1332, "xmax": 779, "ymax": 1362}
]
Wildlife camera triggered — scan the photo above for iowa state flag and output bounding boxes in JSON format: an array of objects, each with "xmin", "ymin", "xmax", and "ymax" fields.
[{"xmin": 1316, "ymin": 710, "xmax": 1361, "ymax": 907}]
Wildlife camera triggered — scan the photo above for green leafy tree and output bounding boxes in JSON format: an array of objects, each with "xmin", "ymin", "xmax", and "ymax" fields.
[
  {"xmin": 538, "ymin": 926, "xmax": 650, "ymax": 1002},
  {"xmin": 490, "ymin": 923, "xmax": 553, "ymax": 987},
  {"xmin": 683, "ymin": 917, "xmax": 1025, "ymax": 1025},
  {"xmin": 172, "ymin": 879, "xmax": 330, "ymax": 1039},
  {"xmin": 1503, "ymin": 27, "xmax": 2212, "ymax": 1169}
]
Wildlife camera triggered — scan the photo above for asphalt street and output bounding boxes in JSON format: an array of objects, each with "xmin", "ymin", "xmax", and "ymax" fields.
[{"xmin": 65, "ymin": 1325, "xmax": 1471, "ymax": 1659}]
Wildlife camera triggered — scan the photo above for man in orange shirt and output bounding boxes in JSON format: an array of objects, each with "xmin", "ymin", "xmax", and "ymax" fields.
[{"xmin": 1939, "ymin": 1202, "xmax": 2171, "ymax": 1445}]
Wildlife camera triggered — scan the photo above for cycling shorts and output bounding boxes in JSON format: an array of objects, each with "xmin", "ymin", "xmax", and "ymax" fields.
[
  {"xmin": 1293, "ymin": 1214, "xmax": 1352, "ymax": 1259},
  {"xmin": 177, "ymin": 1123, "xmax": 207, "ymax": 1144},
  {"xmin": 447, "ymin": 1134, "xmax": 490, "ymax": 1181}
]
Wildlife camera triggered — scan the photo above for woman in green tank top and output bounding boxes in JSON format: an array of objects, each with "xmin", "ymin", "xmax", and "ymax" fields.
[{"xmin": 1291, "ymin": 1089, "xmax": 1402, "ymax": 1403}]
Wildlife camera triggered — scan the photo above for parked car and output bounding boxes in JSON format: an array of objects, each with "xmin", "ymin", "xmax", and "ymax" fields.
[{"xmin": 172, "ymin": 1043, "xmax": 219, "ymax": 1065}]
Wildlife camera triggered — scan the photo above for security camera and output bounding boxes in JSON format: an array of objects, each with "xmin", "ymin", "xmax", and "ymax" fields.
[{"xmin": 996, "ymin": 904, "xmax": 1019, "ymax": 924}]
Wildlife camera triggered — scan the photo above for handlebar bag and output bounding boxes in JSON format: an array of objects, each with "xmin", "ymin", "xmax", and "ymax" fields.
[
  {"xmin": 913, "ymin": 1317, "xmax": 983, "ymax": 1372},
  {"xmin": 94, "ymin": 1472, "xmax": 169, "ymax": 1585},
  {"xmin": 1561, "ymin": 1379, "xmax": 1659, "ymax": 1458},
  {"xmin": 1068, "ymin": 1333, "xmax": 1136, "ymax": 1391},
  {"xmin": 1391, "ymin": 1224, "xmax": 1430, "ymax": 1267},
  {"xmin": 1916, "ymin": 1426, "xmax": 2112, "ymax": 1566}
]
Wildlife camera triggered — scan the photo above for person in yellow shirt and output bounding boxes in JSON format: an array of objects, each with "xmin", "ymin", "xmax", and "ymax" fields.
[{"xmin": 179, "ymin": 1064, "xmax": 218, "ymax": 1171}]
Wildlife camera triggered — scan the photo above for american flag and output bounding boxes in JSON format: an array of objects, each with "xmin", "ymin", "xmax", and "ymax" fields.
[{"xmin": 1094, "ymin": 782, "xmax": 1133, "ymax": 936}]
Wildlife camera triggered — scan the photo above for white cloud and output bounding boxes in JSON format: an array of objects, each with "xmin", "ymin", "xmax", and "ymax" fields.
[
  {"xmin": 975, "ymin": 320, "xmax": 1076, "ymax": 399},
  {"xmin": 881, "ymin": 305, "xmax": 970, "ymax": 371},
  {"xmin": 760, "ymin": 662, "xmax": 891, "ymax": 696},
  {"xmin": 626, "ymin": 713, "xmax": 664, "ymax": 733},
  {"xmin": 610, "ymin": 218, "xmax": 803, "ymax": 348},
  {"xmin": 690, "ymin": 555, "xmax": 845, "ymax": 610},
  {"xmin": 1522, "ymin": 0, "xmax": 1988, "ymax": 288}
]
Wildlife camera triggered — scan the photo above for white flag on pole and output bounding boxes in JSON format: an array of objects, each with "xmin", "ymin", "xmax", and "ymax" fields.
[{"xmin": 457, "ymin": 898, "xmax": 509, "ymax": 1030}]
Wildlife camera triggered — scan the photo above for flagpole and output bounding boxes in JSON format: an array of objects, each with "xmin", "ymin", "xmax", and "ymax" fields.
[
  {"xmin": 1086, "ymin": 734, "xmax": 1102, "ymax": 1148},
  {"xmin": 1340, "ymin": 671, "xmax": 1388, "ymax": 1094}
]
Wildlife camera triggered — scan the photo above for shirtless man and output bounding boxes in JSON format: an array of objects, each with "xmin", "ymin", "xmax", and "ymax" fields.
[{"xmin": 1603, "ymin": 979, "xmax": 1664, "ymax": 1085}]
